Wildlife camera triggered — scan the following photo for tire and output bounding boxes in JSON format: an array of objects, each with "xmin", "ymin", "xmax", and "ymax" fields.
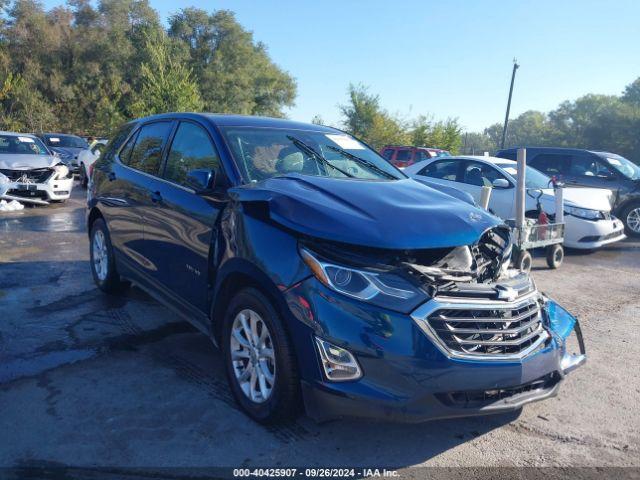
[
  {"xmin": 515, "ymin": 250, "xmax": 532, "ymax": 273},
  {"xmin": 621, "ymin": 201, "xmax": 640, "ymax": 237},
  {"xmin": 222, "ymin": 287, "xmax": 300, "ymax": 424},
  {"xmin": 545, "ymin": 244, "xmax": 564, "ymax": 269},
  {"xmin": 89, "ymin": 218, "xmax": 128, "ymax": 293},
  {"xmin": 80, "ymin": 163, "xmax": 88, "ymax": 189}
]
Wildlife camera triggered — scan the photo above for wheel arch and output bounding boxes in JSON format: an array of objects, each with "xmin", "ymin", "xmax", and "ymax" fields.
[
  {"xmin": 211, "ymin": 258, "xmax": 290, "ymax": 345},
  {"xmin": 87, "ymin": 206, "xmax": 104, "ymax": 237}
]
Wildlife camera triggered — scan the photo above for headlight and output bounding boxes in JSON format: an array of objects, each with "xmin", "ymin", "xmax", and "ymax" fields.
[
  {"xmin": 300, "ymin": 247, "xmax": 427, "ymax": 311},
  {"xmin": 565, "ymin": 205, "xmax": 604, "ymax": 220},
  {"xmin": 54, "ymin": 164, "xmax": 70, "ymax": 179}
]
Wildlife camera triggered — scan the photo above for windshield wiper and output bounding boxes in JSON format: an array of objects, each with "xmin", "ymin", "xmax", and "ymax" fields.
[
  {"xmin": 286, "ymin": 135, "xmax": 354, "ymax": 178},
  {"xmin": 326, "ymin": 145, "xmax": 398, "ymax": 180}
]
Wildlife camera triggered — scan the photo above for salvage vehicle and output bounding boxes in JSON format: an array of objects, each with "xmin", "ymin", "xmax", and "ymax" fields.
[
  {"xmin": 0, "ymin": 132, "xmax": 74, "ymax": 205},
  {"xmin": 87, "ymin": 114, "xmax": 585, "ymax": 424},
  {"xmin": 405, "ymin": 155, "xmax": 625, "ymax": 250},
  {"xmin": 37, "ymin": 133, "xmax": 90, "ymax": 174},
  {"xmin": 380, "ymin": 145, "xmax": 451, "ymax": 168},
  {"xmin": 497, "ymin": 147, "xmax": 640, "ymax": 237}
]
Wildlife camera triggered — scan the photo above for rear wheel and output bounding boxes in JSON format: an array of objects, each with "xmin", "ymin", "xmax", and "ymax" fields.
[
  {"xmin": 621, "ymin": 201, "xmax": 640, "ymax": 237},
  {"xmin": 545, "ymin": 244, "xmax": 564, "ymax": 269},
  {"xmin": 222, "ymin": 288, "xmax": 300, "ymax": 424},
  {"xmin": 90, "ymin": 218, "xmax": 128, "ymax": 293}
]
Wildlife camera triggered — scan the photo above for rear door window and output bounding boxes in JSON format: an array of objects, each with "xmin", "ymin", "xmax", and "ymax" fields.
[
  {"xmin": 164, "ymin": 122, "xmax": 221, "ymax": 187},
  {"xmin": 395, "ymin": 149, "xmax": 413, "ymax": 162},
  {"xmin": 529, "ymin": 153, "xmax": 571, "ymax": 176},
  {"xmin": 123, "ymin": 122, "xmax": 173, "ymax": 176},
  {"xmin": 415, "ymin": 150, "xmax": 432, "ymax": 162},
  {"xmin": 417, "ymin": 159, "xmax": 460, "ymax": 181}
]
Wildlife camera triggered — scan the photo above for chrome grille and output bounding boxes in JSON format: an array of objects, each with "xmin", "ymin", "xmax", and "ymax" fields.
[
  {"xmin": 412, "ymin": 292, "xmax": 549, "ymax": 360},
  {"xmin": 0, "ymin": 168, "xmax": 54, "ymax": 183}
]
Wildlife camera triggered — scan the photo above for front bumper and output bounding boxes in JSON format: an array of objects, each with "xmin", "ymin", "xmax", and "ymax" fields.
[
  {"xmin": 0, "ymin": 176, "xmax": 73, "ymax": 204},
  {"xmin": 286, "ymin": 279, "xmax": 585, "ymax": 423},
  {"xmin": 564, "ymin": 214, "xmax": 626, "ymax": 249}
]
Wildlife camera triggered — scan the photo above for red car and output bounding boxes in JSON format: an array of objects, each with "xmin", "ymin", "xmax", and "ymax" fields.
[{"xmin": 380, "ymin": 145, "xmax": 451, "ymax": 168}]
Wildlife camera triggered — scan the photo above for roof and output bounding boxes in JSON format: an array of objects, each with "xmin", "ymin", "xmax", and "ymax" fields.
[
  {"xmin": 132, "ymin": 112, "xmax": 340, "ymax": 133},
  {"xmin": 381, "ymin": 145, "xmax": 448, "ymax": 151},
  {"xmin": 498, "ymin": 146, "xmax": 614, "ymax": 156}
]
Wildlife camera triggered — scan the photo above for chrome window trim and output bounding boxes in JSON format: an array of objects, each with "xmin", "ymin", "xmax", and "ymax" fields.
[{"xmin": 410, "ymin": 291, "xmax": 549, "ymax": 362}]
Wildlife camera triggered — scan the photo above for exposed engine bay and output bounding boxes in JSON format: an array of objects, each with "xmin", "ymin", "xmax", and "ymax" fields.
[{"xmin": 301, "ymin": 225, "xmax": 526, "ymax": 300}]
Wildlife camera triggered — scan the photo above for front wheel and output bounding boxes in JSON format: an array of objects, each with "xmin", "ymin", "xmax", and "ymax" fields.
[
  {"xmin": 222, "ymin": 288, "xmax": 300, "ymax": 424},
  {"xmin": 621, "ymin": 201, "xmax": 640, "ymax": 237},
  {"xmin": 90, "ymin": 218, "xmax": 129, "ymax": 293},
  {"xmin": 514, "ymin": 249, "xmax": 532, "ymax": 273}
]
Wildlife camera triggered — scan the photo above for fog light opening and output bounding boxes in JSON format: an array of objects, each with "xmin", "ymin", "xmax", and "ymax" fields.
[{"xmin": 315, "ymin": 337, "xmax": 362, "ymax": 382}]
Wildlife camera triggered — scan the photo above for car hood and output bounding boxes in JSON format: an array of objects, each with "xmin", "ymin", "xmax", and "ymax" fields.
[
  {"xmin": 539, "ymin": 187, "xmax": 614, "ymax": 211},
  {"xmin": 50, "ymin": 146, "xmax": 85, "ymax": 156},
  {"xmin": 229, "ymin": 174, "xmax": 500, "ymax": 249},
  {"xmin": 0, "ymin": 154, "xmax": 60, "ymax": 170}
]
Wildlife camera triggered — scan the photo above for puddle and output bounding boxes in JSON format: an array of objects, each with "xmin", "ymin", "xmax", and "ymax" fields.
[{"xmin": 0, "ymin": 348, "xmax": 97, "ymax": 384}]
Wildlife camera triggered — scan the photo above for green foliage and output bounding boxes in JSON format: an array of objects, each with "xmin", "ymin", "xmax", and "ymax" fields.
[
  {"xmin": 339, "ymin": 84, "xmax": 462, "ymax": 152},
  {"xmin": 130, "ymin": 32, "xmax": 203, "ymax": 117},
  {"xmin": 0, "ymin": 0, "xmax": 296, "ymax": 135}
]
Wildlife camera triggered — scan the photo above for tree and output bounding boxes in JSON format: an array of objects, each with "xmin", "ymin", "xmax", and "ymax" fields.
[
  {"xmin": 339, "ymin": 83, "xmax": 408, "ymax": 149},
  {"xmin": 130, "ymin": 32, "xmax": 203, "ymax": 117}
]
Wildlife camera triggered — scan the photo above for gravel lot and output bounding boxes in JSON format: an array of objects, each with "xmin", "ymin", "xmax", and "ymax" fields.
[{"xmin": 1, "ymin": 185, "xmax": 639, "ymax": 475}]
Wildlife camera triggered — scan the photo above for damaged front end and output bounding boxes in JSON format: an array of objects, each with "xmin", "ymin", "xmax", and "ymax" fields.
[
  {"xmin": 299, "ymin": 223, "xmax": 585, "ymax": 368},
  {"xmin": 0, "ymin": 163, "xmax": 73, "ymax": 205}
]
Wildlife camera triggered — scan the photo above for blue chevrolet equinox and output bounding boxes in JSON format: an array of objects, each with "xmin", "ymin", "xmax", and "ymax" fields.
[{"xmin": 87, "ymin": 113, "xmax": 585, "ymax": 424}]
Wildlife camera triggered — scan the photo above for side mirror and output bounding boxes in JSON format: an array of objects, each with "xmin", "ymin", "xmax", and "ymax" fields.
[
  {"xmin": 185, "ymin": 168, "xmax": 216, "ymax": 192},
  {"xmin": 492, "ymin": 178, "xmax": 511, "ymax": 189}
]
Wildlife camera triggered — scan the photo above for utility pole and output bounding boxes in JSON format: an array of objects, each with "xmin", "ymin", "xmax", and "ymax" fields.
[{"xmin": 500, "ymin": 59, "xmax": 519, "ymax": 150}]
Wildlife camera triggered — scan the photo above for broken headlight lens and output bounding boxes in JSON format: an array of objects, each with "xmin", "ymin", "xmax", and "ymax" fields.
[
  {"xmin": 300, "ymin": 247, "xmax": 427, "ymax": 311},
  {"xmin": 54, "ymin": 164, "xmax": 70, "ymax": 179}
]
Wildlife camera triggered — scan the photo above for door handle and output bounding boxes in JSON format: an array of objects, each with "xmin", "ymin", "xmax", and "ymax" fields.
[
  {"xmin": 150, "ymin": 190, "xmax": 162, "ymax": 203},
  {"xmin": 108, "ymin": 171, "xmax": 116, "ymax": 182}
]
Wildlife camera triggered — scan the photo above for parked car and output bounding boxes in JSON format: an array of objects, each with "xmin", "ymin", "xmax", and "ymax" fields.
[
  {"xmin": 88, "ymin": 113, "xmax": 585, "ymax": 424},
  {"xmin": 405, "ymin": 155, "xmax": 625, "ymax": 250},
  {"xmin": 497, "ymin": 147, "xmax": 640, "ymax": 237},
  {"xmin": 380, "ymin": 145, "xmax": 451, "ymax": 168},
  {"xmin": 77, "ymin": 139, "xmax": 108, "ymax": 188},
  {"xmin": 37, "ymin": 133, "xmax": 90, "ymax": 174},
  {"xmin": 0, "ymin": 131, "xmax": 74, "ymax": 204}
]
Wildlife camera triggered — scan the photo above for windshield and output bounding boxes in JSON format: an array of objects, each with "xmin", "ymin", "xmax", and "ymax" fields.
[
  {"xmin": 600, "ymin": 154, "xmax": 640, "ymax": 181},
  {"xmin": 0, "ymin": 135, "xmax": 50, "ymax": 155},
  {"xmin": 496, "ymin": 163, "xmax": 551, "ymax": 189},
  {"xmin": 43, "ymin": 134, "xmax": 88, "ymax": 149},
  {"xmin": 220, "ymin": 127, "xmax": 405, "ymax": 183}
]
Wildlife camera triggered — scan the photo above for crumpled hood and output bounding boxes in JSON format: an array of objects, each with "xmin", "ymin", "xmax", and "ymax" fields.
[
  {"xmin": 539, "ymin": 187, "xmax": 614, "ymax": 212},
  {"xmin": 0, "ymin": 154, "xmax": 60, "ymax": 170},
  {"xmin": 229, "ymin": 174, "xmax": 500, "ymax": 250}
]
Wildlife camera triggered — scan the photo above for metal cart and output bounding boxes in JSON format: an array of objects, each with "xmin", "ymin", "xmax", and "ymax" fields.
[
  {"xmin": 509, "ymin": 148, "xmax": 566, "ymax": 272},
  {"xmin": 508, "ymin": 219, "xmax": 565, "ymax": 272}
]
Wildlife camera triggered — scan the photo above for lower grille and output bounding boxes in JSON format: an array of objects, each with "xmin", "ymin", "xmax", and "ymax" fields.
[
  {"xmin": 437, "ymin": 373, "xmax": 560, "ymax": 408},
  {"xmin": 7, "ymin": 189, "xmax": 48, "ymax": 200},
  {"xmin": 0, "ymin": 168, "xmax": 54, "ymax": 183},
  {"xmin": 412, "ymin": 292, "xmax": 549, "ymax": 359}
]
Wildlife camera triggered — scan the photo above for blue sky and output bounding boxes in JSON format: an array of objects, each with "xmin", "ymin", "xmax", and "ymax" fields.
[{"xmin": 46, "ymin": 0, "xmax": 640, "ymax": 131}]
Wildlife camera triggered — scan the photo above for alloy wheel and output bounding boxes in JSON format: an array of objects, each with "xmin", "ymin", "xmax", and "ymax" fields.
[
  {"xmin": 92, "ymin": 229, "xmax": 108, "ymax": 281},
  {"xmin": 230, "ymin": 309, "xmax": 276, "ymax": 404},
  {"xmin": 627, "ymin": 207, "xmax": 640, "ymax": 234}
]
